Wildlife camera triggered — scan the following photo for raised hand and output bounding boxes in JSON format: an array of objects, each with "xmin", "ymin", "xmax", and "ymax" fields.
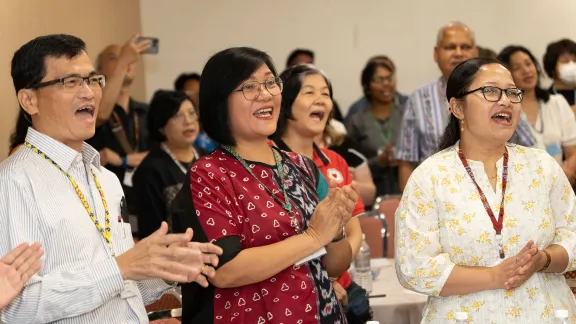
[
  {"xmin": 115, "ymin": 222, "xmax": 222, "ymax": 285},
  {"xmin": 118, "ymin": 34, "xmax": 151, "ymax": 67},
  {"xmin": 0, "ymin": 243, "xmax": 43, "ymax": 309}
]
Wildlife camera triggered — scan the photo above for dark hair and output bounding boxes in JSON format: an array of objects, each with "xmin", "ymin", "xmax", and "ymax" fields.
[
  {"xmin": 497, "ymin": 45, "xmax": 549, "ymax": 102},
  {"xmin": 286, "ymin": 49, "xmax": 314, "ymax": 68},
  {"xmin": 438, "ymin": 57, "xmax": 506, "ymax": 151},
  {"xmin": 199, "ymin": 47, "xmax": 277, "ymax": 146},
  {"xmin": 361, "ymin": 61, "xmax": 394, "ymax": 101},
  {"xmin": 9, "ymin": 34, "xmax": 87, "ymax": 154},
  {"xmin": 174, "ymin": 72, "xmax": 201, "ymax": 91},
  {"xmin": 477, "ymin": 46, "xmax": 498, "ymax": 59},
  {"xmin": 366, "ymin": 55, "xmax": 396, "ymax": 72},
  {"xmin": 272, "ymin": 64, "xmax": 333, "ymax": 140},
  {"xmin": 147, "ymin": 90, "xmax": 193, "ymax": 142},
  {"xmin": 543, "ymin": 39, "xmax": 576, "ymax": 78}
]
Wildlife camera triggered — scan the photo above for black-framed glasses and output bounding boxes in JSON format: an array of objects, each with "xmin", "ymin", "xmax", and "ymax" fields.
[
  {"xmin": 458, "ymin": 86, "xmax": 524, "ymax": 103},
  {"xmin": 235, "ymin": 77, "xmax": 283, "ymax": 100},
  {"xmin": 30, "ymin": 74, "xmax": 106, "ymax": 91}
]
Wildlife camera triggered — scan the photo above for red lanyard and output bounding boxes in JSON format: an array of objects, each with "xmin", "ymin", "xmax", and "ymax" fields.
[{"xmin": 457, "ymin": 147, "xmax": 509, "ymax": 258}]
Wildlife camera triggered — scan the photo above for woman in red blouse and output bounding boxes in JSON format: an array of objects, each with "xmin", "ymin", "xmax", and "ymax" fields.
[
  {"xmin": 271, "ymin": 64, "xmax": 372, "ymax": 323},
  {"xmin": 172, "ymin": 47, "xmax": 359, "ymax": 324}
]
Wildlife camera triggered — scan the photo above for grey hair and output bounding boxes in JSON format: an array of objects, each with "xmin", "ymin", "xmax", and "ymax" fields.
[{"xmin": 436, "ymin": 21, "xmax": 476, "ymax": 46}]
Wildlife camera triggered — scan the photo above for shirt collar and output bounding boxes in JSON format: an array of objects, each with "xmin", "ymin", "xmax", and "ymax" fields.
[{"xmin": 25, "ymin": 127, "xmax": 102, "ymax": 171}]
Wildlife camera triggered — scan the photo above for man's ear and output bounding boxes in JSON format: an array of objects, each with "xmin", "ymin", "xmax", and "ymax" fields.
[
  {"xmin": 17, "ymin": 89, "xmax": 39, "ymax": 116},
  {"xmin": 449, "ymin": 98, "xmax": 464, "ymax": 120}
]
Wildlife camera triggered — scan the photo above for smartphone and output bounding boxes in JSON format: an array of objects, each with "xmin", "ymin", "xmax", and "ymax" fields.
[{"xmin": 137, "ymin": 37, "xmax": 159, "ymax": 54}]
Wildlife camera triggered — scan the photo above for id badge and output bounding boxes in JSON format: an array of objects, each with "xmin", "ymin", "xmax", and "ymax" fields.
[
  {"xmin": 120, "ymin": 280, "xmax": 138, "ymax": 299},
  {"xmin": 123, "ymin": 170, "xmax": 134, "ymax": 187}
]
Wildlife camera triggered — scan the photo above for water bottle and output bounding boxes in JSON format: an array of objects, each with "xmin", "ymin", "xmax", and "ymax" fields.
[
  {"xmin": 454, "ymin": 312, "xmax": 468, "ymax": 323},
  {"xmin": 555, "ymin": 309, "xmax": 569, "ymax": 324},
  {"xmin": 354, "ymin": 234, "xmax": 372, "ymax": 293}
]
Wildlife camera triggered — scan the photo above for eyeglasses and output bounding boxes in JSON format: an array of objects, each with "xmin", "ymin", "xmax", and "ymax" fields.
[
  {"xmin": 31, "ymin": 74, "xmax": 106, "ymax": 91},
  {"xmin": 172, "ymin": 110, "xmax": 198, "ymax": 122},
  {"xmin": 371, "ymin": 75, "xmax": 395, "ymax": 84},
  {"xmin": 235, "ymin": 77, "xmax": 283, "ymax": 100},
  {"xmin": 458, "ymin": 86, "xmax": 524, "ymax": 103}
]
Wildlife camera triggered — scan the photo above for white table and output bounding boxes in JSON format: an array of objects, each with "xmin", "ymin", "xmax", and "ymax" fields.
[{"xmin": 365, "ymin": 258, "xmax": 428, "ymax": 324}]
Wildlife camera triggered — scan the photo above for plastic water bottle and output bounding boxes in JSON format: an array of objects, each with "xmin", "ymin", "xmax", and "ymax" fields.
[
  {"xmin": 555, "ymin": 309, "xmax": 569, "ymax": 324},
  {"xmin": 455, "ymin": 312, "xmax": 468, "ymax": 323},
  {"xmin": 354, "ymin": 234, "xmax": 372, "ymax": 293}
]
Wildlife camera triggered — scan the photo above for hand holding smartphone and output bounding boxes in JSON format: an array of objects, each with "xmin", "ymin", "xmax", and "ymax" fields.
[{"xmin": 136, "ymin": 37, "xmax": 159, "ymax": 54}]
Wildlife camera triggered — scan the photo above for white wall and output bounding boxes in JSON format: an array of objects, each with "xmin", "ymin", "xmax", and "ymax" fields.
[{"xmin": 140, "ymin": 0, "xmax": 576, "ymax": 114}]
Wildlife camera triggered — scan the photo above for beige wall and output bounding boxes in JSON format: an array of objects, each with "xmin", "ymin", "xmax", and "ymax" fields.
[
  {"xmin": 140, "ymin": 0, "xmax": 576, "ymax": 112},
  {"xmin": 0, "ymin": 0, "xmax": 145, "ymax": 160}
]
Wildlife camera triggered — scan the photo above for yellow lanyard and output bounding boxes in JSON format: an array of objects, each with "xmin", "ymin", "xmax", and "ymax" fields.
[{"xmin": 24, "ymin": 142, "xmax": 114, "ymax": 256}]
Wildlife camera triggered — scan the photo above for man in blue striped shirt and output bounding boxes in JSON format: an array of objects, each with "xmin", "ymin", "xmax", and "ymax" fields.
[
  {"xmin": 0, "ymin": 34, "xmax": 222, "ymax": 323},
  {"xmin": 395, "ymin": 22, "xmax": 535, "ymax": 190}
]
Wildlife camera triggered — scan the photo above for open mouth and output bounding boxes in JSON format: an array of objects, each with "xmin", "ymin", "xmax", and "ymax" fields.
[
  {"xmin": 491, "ymin": 112, "xmax": 512, "ymax": 124},
  {"xmin": 310, "ymin": 109, "xmax": 326, "ymax": 121},
  {"xmin": 253, "ymin": 107, "xmax": 273, "ymax": 119},
  {"xmin": 75, "ymin": 105, "xmax": 95, "ymax": 118},
  {"xmin": 183, "ymin": 129, "xmax": 196, "ymax": 137}
]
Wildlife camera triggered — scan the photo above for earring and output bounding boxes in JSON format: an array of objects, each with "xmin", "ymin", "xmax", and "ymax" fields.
[{"xmin": 460, "ymin": 119, "xmax": 465, "ymax": 132}]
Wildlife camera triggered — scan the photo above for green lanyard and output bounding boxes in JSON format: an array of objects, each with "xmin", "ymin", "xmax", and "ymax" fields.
[{"xmin": 368, "ymin": 105, "xmax": 393, "ymax": 145}]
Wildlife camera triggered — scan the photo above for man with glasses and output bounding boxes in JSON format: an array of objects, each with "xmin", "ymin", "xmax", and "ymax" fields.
[
  {"xmin": 0, "ymin": 34, "xmax": 222, "ymax": 323},
  {"xmin": 395, "ymin": 21, "xmax": 536, "ymax": 191}
]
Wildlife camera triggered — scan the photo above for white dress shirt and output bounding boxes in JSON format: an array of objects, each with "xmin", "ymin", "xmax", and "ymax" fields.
[{"xmin": 0, "ymin": 128, "xmax": 170, "ymax": 324}]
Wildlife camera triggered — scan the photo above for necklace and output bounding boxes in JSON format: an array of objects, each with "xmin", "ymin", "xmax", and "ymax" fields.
[{"xmin": 221, "ymin": 145, "xmax": 302, "ymax": 233}]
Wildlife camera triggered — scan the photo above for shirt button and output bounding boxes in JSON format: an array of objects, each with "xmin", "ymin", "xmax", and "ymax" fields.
[{"xmin": 75, "ymin": 155, "xmax": 82, "ymax": 163}]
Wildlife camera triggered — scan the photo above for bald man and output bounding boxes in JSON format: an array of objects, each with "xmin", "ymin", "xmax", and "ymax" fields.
[
  {"xmin": 87, "ymin": 36, "xmax": 151, "ymax": 229},
  {"xmin": 394, "ymin": 22, "xmax": 536, "ymax": 190}
]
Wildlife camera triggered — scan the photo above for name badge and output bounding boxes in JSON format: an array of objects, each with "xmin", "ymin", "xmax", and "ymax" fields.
[
  {"xmin": 296, "ymin": 247, "xmax": 327, "ymax": 266},
  {"xmin": 123, "ymin": 170, "xmax": 135, "ymax": 187},
  {"xmin": 120, "ymin": 280, "xmax": 138, "ymax": 299}
]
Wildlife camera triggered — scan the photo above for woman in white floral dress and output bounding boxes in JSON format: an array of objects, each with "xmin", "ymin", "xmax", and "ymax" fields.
[{"xmin": 395, "ymin": 57, "xmax": 576, "ymax": 323}]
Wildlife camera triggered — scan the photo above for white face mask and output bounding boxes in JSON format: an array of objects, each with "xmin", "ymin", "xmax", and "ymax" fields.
[{"xmin": 558, "ymin": 62, "xmax": 576, "ymax": 85}]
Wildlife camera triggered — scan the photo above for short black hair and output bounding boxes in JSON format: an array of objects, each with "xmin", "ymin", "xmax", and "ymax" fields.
[
  {"xmin": 438, "ymin": 57, "xmax": 504, "ymax": 151},
  {"xmin": 199, "ymin": 47, "xmax": 277, "ymax": 146},
  {"xmin": 286, "ymin": 49, "xmax": 314, "ymax": 68},
  {"xmin": 174, "ymin": 72, "xmax": 201, "ymax": 91},
  {"xmin": 543, "ymin": 39, "xmax": 576, "ymax": 78},
  {"xmin": 361, "ymin": 60, "xmax": 394, "ymax": 101},
  {"xmin": 147, "ymin": 90, "xmax": 193, "ymax": 142},
  {"xmin": 272, "ymin": 64, "xmax": 333, "ymax": 140},
  {"xmin": 498, "ymin": 45, "xmax": 550, "ymax": 102},
  {"xmin": 10, "ymin": 34, "xmax": 87, "ymax": 153}
]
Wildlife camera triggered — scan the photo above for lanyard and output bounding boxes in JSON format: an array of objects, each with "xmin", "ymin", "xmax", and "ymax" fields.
[
  {"xmin": 457, "ymin": 146, "xmax": 509, "ymax": 259},
  {"xmin": 161, "ymin": 143, "xmax": 197, "ymax": 174},
  {"xmin": 368, "ymin": 107, "xmax": 393, "ymax": 145},
  {"xmin": 24, "ymin": 142, "xmax": 115, "ymax": 256},
  {"xmin": 112, "ymin": 111, "xmax": 139, "ymax": 152},
  {"xmin": 221, "ymin": 145, "xmax": 302, "ymax": 233}
]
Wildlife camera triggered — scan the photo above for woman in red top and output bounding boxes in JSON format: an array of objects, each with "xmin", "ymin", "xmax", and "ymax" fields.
[
  {"xmin": 172, "ymin": 47, "xmax": 359, "ymax": 324},
  {"xmin": 271, "ymin": 64, "xmax": 372, "ymax": 323}
]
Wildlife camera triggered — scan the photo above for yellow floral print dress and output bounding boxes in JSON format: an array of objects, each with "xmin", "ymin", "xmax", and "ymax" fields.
[{"xmin": 395, "ymin": 144, "xmax": 576, "ymax": 323}]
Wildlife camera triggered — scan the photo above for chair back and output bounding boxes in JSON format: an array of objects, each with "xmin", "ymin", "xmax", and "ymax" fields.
[
  {"xmin": 358, "ymin": 212, "xmax": 386, "ymax": 258},
  {"xmin": 376, "ymin": 197, "xmax": 400, "ymax": 258}
]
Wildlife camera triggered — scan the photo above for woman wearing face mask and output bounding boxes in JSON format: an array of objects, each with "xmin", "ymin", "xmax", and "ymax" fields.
[
  {"xmin": 396, "ymin": 57, "xmax": 576, "ymax": 323},
  {"xmin": 543, "ymin": 39, "xmax": 576, "ymax": 113},
  {"xmin": 498, "ymin": 46, "xmax": 576, "ymax": 184},
  {"xmin": 271, "ymin": 64, "xmax": 372, "ymax": 323},
  {"xmin": 132, "ymin": 90, "xmax": 206, "ymax": 238}
]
